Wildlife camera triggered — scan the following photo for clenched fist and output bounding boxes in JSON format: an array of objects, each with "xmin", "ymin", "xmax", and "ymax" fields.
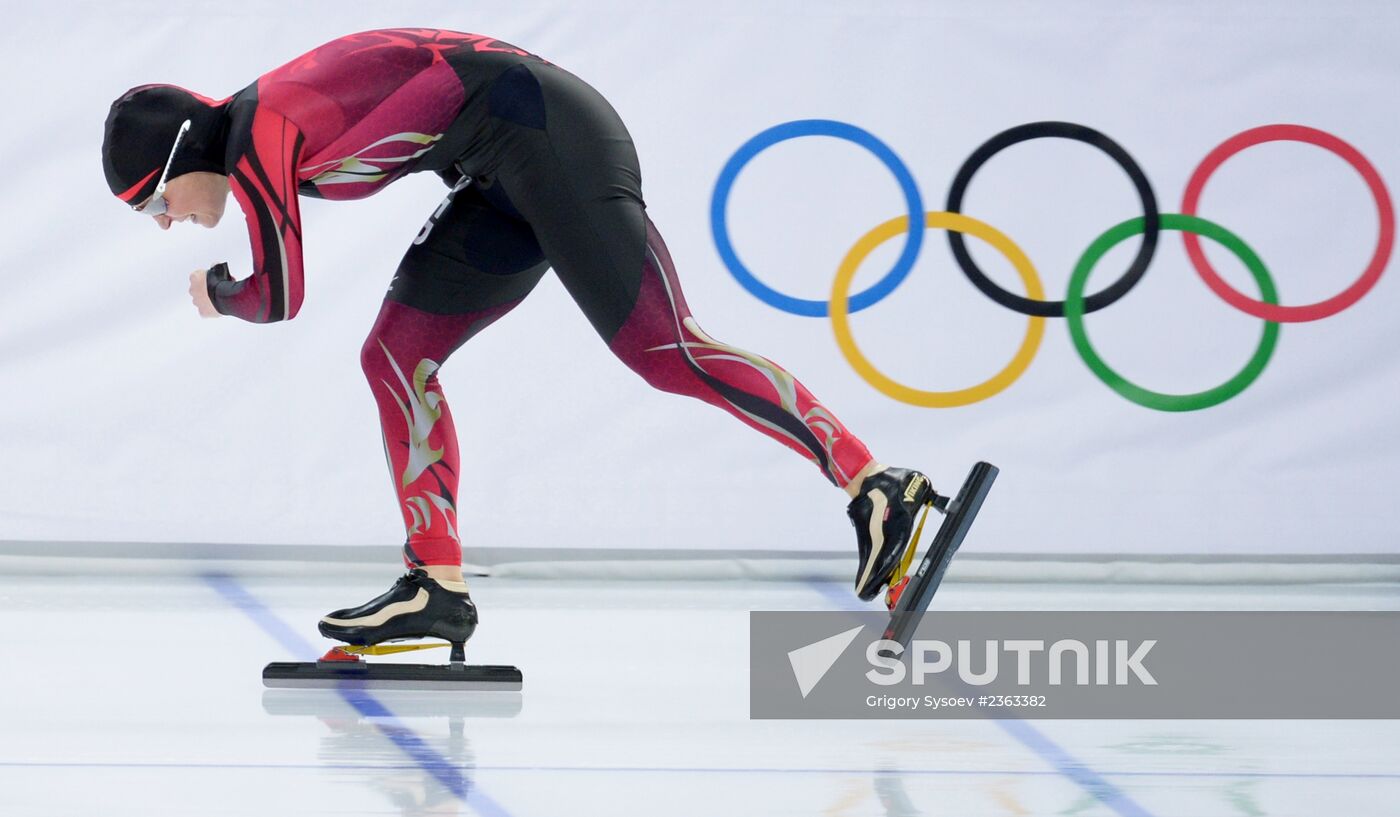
[{"xmin": 188, "ymin": 269, "xmax": 220, "ymax": 318}]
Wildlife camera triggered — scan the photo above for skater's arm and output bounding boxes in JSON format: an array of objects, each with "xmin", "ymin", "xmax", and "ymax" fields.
[{"xmin": 208, "ymin": 105, "xmax": 306, "ymax": 323}]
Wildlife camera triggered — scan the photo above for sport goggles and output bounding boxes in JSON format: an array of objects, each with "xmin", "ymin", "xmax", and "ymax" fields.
[{"xmin": 132, "ymin": 119, "xmax": 192, "ymax": 217}]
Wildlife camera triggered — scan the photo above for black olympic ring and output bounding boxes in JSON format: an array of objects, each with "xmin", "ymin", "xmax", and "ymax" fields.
[{"xmin": 944, "ymin": 121, "xmax": 1161, "ymax": 318}]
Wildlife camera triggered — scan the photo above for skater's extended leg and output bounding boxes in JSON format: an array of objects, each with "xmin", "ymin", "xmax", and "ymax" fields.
[
  {"xmin": 482, "ymin": 62, "xmax": 877, "ymax": 489},
  {"xmin": 609, "ymin": 219, "xmax": 878, "ymax": 489},
  {"xmin": 590, "ymin": 222, "xmax": 935, "ymax": 601},
  {"xmin": 479, "ymin": 61, "xmax": 937, "ymax": 602},
  {"xmin": 607, "ymin": 216, "xmax": 939, "ymax": 605}
]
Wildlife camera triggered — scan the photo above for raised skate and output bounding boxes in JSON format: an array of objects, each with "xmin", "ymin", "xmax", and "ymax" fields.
[{"xmin": 881, "ymin": 461, "xmax": 999, "ymax": 649}]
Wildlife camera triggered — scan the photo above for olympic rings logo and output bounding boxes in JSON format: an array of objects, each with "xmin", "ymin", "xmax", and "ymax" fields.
[{"xmin": 710, "ymin": 120, "xmax": 1394, "ymax": 411}]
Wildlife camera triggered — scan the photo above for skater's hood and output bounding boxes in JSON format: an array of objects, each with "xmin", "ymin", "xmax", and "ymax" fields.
[{"xmin": 102, "ymin": 84, "xmax": 232, "ymax": 206}]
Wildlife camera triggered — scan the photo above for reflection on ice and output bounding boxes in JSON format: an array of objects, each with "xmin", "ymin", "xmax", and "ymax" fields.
[
  {"xmin": 261, "ymin": 689, "xmax": 524, "ymax": 719},
  {"xmin": 260, "ymin": 688, "xmax": 520, "ymax": 816}
]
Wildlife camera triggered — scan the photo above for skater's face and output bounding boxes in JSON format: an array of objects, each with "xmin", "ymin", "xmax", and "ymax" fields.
[{"xmin": 143, "ymin": 172, "xmax": 230, "ymax": 231}]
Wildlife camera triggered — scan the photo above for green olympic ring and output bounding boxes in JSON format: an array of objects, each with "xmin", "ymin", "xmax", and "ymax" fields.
[{"xmin": 1066, "ymin": 214, "xmax": 1281, "ymax": 412}]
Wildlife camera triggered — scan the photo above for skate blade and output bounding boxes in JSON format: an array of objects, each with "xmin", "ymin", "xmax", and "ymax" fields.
[
  {"xmin": 263, "ymin": 661, "xmax": 523, "ymax": 692},
  {"xmin": 884, "ymin": 461, "xmax": 999, "ymax": 645}
]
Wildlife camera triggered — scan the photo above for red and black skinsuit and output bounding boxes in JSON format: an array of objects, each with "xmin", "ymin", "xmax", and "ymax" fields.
[{"xmin": 209, "ymin": 29, "xmax": 876, "ymax": 567}]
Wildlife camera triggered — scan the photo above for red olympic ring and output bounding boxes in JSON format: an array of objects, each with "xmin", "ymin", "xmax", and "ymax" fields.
[{"xmin": 1181, "ymin": 124, "xmax": 1395, "ymax": 323}]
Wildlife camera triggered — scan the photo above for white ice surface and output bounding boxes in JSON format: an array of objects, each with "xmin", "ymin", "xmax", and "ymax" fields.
[{"xmin": 0, "ymin": 575, "xmax": 1397, "ymax": 816}]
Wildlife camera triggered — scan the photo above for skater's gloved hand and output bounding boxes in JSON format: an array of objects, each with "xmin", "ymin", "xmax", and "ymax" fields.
[{"xmin": 188, "ymin": 264, "xmax": 227, "ymax": 319}]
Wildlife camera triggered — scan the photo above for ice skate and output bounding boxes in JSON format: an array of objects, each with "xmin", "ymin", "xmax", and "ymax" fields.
[
  {"xmin": 880, "ymin": 462, "xmax": 1000, "ymax": 649},
  {"xmin": 262, "ymin": 570, "xmax": 522, "ymax": 691}
]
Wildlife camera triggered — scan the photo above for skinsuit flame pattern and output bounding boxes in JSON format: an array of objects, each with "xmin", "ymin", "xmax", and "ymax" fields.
[{"xmin": 207, "ymin": 28, "xmax": 876, "ymax": 567}]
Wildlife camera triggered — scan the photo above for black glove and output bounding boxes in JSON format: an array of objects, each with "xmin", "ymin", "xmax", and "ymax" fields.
[
  {"xmin": 207, "ymin": 262, "xmax": 233, "ymax": 285},
  {"xmin": 204, "ymin": 262, "xmax": 235, "ymax": 315}
]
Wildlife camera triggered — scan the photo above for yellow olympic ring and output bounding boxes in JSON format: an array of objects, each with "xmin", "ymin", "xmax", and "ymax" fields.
[{"xmin": 829, "ymin": 212, "xmax": 1046, "ymax": 407}]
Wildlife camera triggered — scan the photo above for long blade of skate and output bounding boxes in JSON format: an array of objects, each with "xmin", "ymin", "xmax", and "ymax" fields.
[
  {"xmin": 883, "ymin": 461, "xmax": 998, "ymax": 650},
  {"xmin": 262, "ymin": 661, "xmax": 523, "ymax": 691}
]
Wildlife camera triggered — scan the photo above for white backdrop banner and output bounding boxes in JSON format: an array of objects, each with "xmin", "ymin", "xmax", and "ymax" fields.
[{"xmin": 0, "ymin": 0, "xmax": 1396, "ymax": 555}]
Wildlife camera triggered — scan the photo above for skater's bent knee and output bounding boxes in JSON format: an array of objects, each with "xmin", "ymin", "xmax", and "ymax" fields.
[
  {"xmin": 621, "ymin": 346, "xmax": 700, "ymax": 396},
  {"xmin": 360, "ymin": 335, "xmax": 387, "ymax": 378},
  {"xmin": 360, "ymin": 333, "xmax": 419, "ymax": 382}
]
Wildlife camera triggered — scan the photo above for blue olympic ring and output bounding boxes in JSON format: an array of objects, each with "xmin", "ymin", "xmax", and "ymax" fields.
[{"xmin": 709, "ymin": 119, "xmax": 924, "ymax": 317}]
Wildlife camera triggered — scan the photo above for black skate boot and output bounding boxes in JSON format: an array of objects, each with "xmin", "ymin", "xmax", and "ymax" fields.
[
  {"xmin": 319, "ymin": 569, "xmax": 478, "ymax": 650},
  {"xmin": 264, "ymin": 569, "xmax": 519, "ymax": 690},
  {"xmin": 847, "ymin": 467, "xmax": 943, "ymax": 603}
]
